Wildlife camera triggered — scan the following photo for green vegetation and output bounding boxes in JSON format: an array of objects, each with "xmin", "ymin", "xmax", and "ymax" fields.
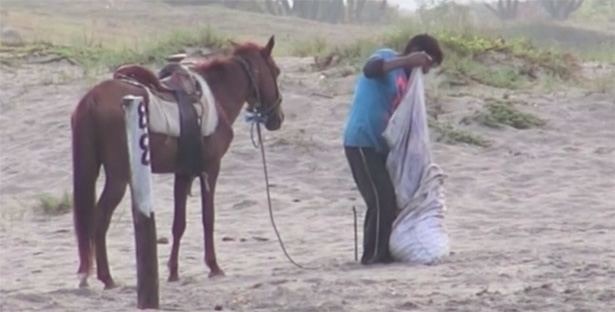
[
  {"xmin": 587, "ymin": 71, "xmax": 615, "ymax": 94},
  {"xmin": 574, "ymin": 0, "xmax": 615, "ymax": 24},
  {"xmin": 291, "ymin": 36, "xmax": 328, "ymax": 57},
  {"xmin": 429, "ymin": 120, "xmax": 491, "ymax": 147},
  {"xmin": 1, "ymin": 27, "xmax": 228, "ymax": 73},
  {"xmin": 35, "ymin": 192, "xmax": 72, "ymax": 216},
  {"xmin": 295, "ymin": 20, "xmax": 578, "ymax": 90},
  {"xmin": 4, "ymin": 0, "xmax": 611, "ymax": 83},
  {"xmin": 465, "ymin": 98, "xmax": 546, "ymax": 129},
  {"xmin": 576, "ymin": 43, "xmax": 615, "ymax": 63},
  {"xmin": 496, "ymin": 22, "xmax": 615, "ymax": 63},
  {"xmin": 446, "ymin": 57, "xmax": 523, "ymax": 89}
]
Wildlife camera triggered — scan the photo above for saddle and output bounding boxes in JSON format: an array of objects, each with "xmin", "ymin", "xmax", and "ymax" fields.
[
  {"xmin": 114, "ymin": 64, "xmax": 204, "ymax": 176},
  {"xmin": 114, "ymin": 64, "xmax": 201, "ymax": 101}
]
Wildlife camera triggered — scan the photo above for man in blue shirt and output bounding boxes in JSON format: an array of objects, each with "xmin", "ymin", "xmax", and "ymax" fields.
[{"xmin": 344, "ymin": 34, "xmax": 443, "ymax": 264}]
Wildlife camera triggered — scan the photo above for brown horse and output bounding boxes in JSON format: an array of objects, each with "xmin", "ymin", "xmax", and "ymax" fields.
[{"xmin": 71, "ymin": 36, "xmax": 284, "ymax": 288}]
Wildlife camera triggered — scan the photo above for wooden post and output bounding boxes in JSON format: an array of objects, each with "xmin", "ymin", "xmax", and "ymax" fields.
[{"xmin": 123, "ymin": 95, "xmax": 159, "ymax": 309}]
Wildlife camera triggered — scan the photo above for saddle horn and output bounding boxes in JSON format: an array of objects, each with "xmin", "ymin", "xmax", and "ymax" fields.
[{"xmin": 166, "ymin": 53, "xmax": 187, "ymax": 63}]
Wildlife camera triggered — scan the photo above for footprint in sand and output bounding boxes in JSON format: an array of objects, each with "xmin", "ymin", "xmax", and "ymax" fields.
[
  {"xmin": 232, "ymin": 200, "xmax": 258, "ymax": 210},
  {"xmin": 594, "ymin": 146, "xmax": 615, "ymax": 155},
  {"xmin": 47, "ymin": 288, "xmax": 93, "ymax": 297},
  {"xmin": 12, "ymin": 293, "xmax": 52, "ymax": 304}
]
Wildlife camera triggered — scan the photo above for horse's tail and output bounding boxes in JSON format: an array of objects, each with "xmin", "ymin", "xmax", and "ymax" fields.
[{"xmin": 71, "ymin": 91, "xmax": 101, "ymax": 279}]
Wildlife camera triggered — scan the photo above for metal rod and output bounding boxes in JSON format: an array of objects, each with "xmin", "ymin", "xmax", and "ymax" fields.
[{"xmin": 352, "ymin": 206, "xmax": 358, "ymax": 262}]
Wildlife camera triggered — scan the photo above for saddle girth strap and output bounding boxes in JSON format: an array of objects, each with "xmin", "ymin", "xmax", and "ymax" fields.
[{"xmin": 175, "ymin": 90, "xmax": 203, "ymax": 176}]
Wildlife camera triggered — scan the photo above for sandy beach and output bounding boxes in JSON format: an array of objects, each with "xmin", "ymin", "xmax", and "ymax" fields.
[{"xmin": 1, "ymin": 52, "xmax": 614, "ymax": 311}]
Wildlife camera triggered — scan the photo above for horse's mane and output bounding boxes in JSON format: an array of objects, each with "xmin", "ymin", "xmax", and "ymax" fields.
[{"xmin": 191, "ymin": 42, "xmax": 262, "ymax": 75}]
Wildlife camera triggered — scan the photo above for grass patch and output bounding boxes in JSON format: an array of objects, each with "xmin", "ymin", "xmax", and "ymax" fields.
[
  {"xmin": 64, "ymin": 27, "xmax": 227, "ymax": 71},
  {"xmin": 429, "ymin": 120, "xmax": 491, "ymax": 147},
  {"xmin": 587, "ymin": 71, "xmax": 615, "ymax": 94},
  {"xmin": 2, "ymin": 27, "xmax": 228, "ymax": 73},
  {"xmin": 436, "ymin": 31, "xmax": 575, "ymax": 81},
  {"xmin": 292, "ymin": 36, "xmax": 329, "ymax": 57},
  {"xmin": 576, "ymin": 42, "xmax": 615, "ymax": 63},
  {"xmin": 447, "ymin": 56, "xmax": 524, "ymax": 89},
  {"xmin": 35, "ymin": 192, "xmax": 72, "ymax": 216},
  {"xmin": 497, "ymin": 21, "xmax": 615, "ymax": 64},
  {"xmin": 465, "ymin": 98, "xmax": 546, "ymax": 129},
  {"xmin": 303, "ymin": 20, "xmax": 576, "ymax": 89}
]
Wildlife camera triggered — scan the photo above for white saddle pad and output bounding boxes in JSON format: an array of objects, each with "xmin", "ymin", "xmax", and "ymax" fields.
[{"xmin": 144, "ymin": 70, "xmax": 218, "ymax": 137}]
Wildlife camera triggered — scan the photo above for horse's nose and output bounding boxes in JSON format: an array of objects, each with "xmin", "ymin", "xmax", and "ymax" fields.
[{"xmin": 265, "ymin": 112, "xmax": 283, "ymax": 131}]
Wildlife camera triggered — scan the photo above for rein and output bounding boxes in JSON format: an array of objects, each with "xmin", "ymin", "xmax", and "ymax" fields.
[{"xmin": 235, "ymin": 56, "xmax": 312, "ymax": 270}]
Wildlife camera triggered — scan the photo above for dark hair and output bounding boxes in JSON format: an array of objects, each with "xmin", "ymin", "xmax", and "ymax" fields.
[{"xmin": 403, "ymin": 34, "xmax": 444, "ymax": 66}]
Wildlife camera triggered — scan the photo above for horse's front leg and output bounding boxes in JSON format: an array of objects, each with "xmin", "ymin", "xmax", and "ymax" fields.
[
  {"xmin": 200, "ymin": 162, "xmax": 225, "ymax": 278},
  {"xmin": 167, "ymin": 173, "xmax": 192, "ymax": 282}
]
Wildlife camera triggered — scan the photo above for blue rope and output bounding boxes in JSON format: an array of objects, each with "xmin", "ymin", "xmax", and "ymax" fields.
[
  {"xmin": 245, "ymin": 111, "xmax": 267, "ymax": 148},
  {"xmin": 244, "ymin": 111, "xmax": 268, "ymax": 124}
]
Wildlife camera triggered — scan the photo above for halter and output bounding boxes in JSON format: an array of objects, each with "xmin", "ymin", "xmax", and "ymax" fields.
[{"xmin": 234, "ymin": 56, "xmax": 282, "ymax": 124}]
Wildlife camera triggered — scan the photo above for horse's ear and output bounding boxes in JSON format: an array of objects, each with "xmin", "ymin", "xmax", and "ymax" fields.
[{"xmin": 262, "ymin": 35, "xmax": 275, "ymax": 57}]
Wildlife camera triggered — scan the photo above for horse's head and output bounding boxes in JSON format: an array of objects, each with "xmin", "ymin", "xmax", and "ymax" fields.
[{"xmin": 232, "ymin": 36, "xmax": 284, "ymax": 131}]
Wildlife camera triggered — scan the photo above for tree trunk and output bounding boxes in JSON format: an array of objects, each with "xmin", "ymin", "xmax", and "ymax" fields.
[
  {"xmin": 347, "ymin": 0, "xmax": 355, "ymax": 22},
  {"xmin": 331, "ymin": 0, "xmax": 345, "ymax": 23},
  {"xmin": 293, "ymin": 0, "xmax": 309, "ymax": 18},
  {"xmin": 356, "ymin": 0, "xmax": 367, "ymax": 22},
  {"xmin": 309, "ymin": 0, "xmax": 321, "ymax": 20},
  {"xmin": 484, "ymin": 0, "xmax": 519, "ymax": 20},
  {"xmin": 264, "ymin": 0, "xmax": 278, "ymax": 15},
  {"xmin": 539, "ymin": 0, "xmax": 583, "ymax": 20},
  {"xmin": 279, "ymin": 0, "xmax": 292, "ymax": 15}
]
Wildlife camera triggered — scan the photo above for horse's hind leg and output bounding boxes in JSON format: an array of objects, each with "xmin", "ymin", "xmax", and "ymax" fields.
[
  {"xmin": 95, "ymin": 174, "xmax": 128, "ymax": 289},
  {"xmin": 167, "ymin": 173, "xmax": 192, "ymax": 282}
]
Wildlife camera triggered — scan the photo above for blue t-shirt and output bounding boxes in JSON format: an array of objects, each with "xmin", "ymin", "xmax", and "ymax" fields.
[{"xmin": 343, "ymin": 49, "xmax": 408, "ymax": 152}]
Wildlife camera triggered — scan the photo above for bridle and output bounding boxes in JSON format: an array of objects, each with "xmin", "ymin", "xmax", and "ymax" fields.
[{"xmin": 234, "ymin": 56, "xmax": 282, "ymax": 124}]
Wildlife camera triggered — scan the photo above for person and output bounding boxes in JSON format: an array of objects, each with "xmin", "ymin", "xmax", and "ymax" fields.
[{"xmin": 343, "ymin": 34, "xmax": 444, "ymax": 264}]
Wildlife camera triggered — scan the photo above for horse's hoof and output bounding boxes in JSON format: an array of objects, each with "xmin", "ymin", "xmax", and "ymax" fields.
[
  {"xmin": 78, "ymin": 273, "xmax": 89, "ymax": 288},
  {"xmin": 168, "ymin": 274, "xmax": 179, "ymax": 282},
  {"xmin": 104, "ymin": 280, "xmax": 118, "ymax": 290},
  {"xmin": 208, "ymin": 269, "xmax": 225, "ymax": 279}
]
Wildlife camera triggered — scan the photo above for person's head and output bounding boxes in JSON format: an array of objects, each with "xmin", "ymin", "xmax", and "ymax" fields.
[{"xmin": 403, "ymin": 34, "xmax": 443, "ymax": 73}]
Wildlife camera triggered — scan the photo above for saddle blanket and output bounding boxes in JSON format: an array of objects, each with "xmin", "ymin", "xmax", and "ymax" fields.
[{"xmin": 133, "ymin": 70, "xmax": 219, "ymax": 137}]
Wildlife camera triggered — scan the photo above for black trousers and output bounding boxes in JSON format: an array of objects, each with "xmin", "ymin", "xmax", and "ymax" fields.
[{"xmin": 345, "ymin": 147, "xmax": 397, "ymax": 264}]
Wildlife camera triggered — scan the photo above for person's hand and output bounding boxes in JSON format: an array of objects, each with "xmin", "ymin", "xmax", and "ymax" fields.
[{"xmin": 403, "ymin": 51, "xmax": 433, "ymax": 68}]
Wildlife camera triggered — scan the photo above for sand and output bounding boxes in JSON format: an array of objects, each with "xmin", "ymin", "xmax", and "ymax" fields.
[{"xmin": 1, "ymin": 57, "xmax": 614, "ymax": 312}]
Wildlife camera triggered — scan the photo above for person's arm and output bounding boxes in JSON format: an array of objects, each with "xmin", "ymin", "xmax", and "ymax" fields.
[{"xmin": 363, "ymin": 52, "xmax": 432, "ymax": 78}]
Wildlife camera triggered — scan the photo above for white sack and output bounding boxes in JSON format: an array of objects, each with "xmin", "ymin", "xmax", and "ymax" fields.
[{"xmin": 383, "ymin": 68, "xmax": 449, "ymax": 264}]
